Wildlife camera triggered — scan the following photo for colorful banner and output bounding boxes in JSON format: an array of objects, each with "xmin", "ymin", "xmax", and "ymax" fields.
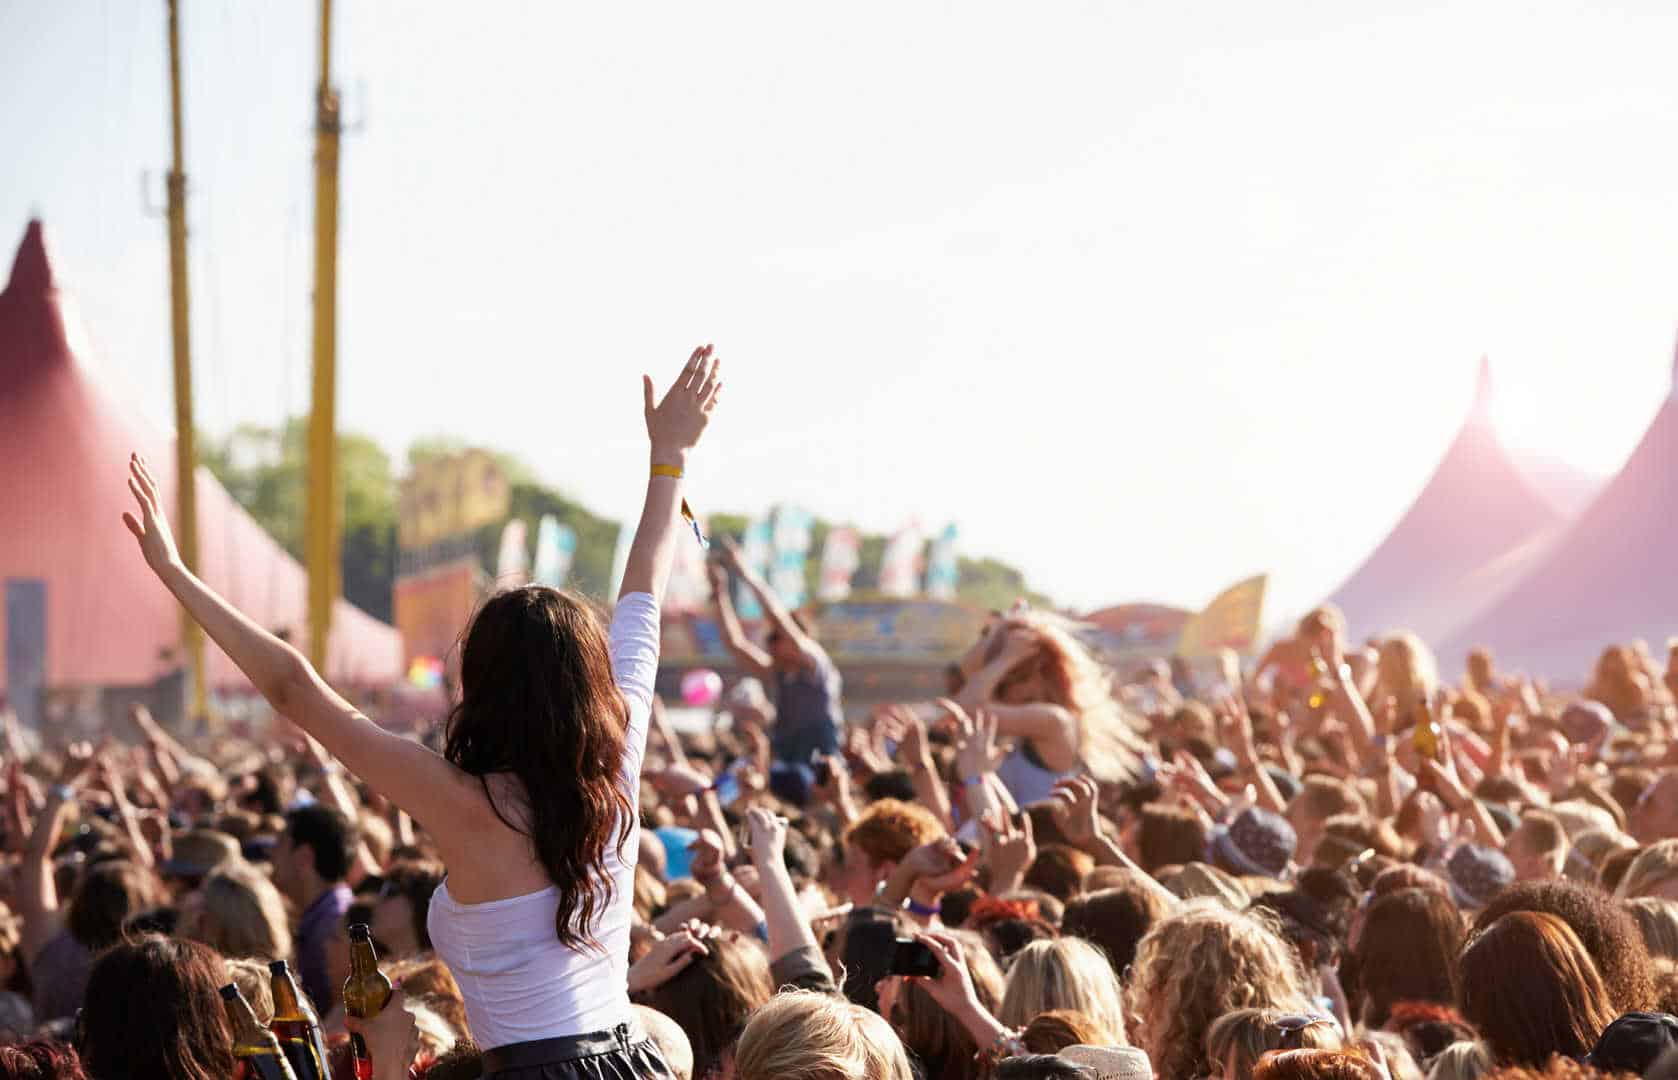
[
  {"xmin": 734, "ymin": 517, "xmax": 773, "ymax": 618},
  {"xmin": 812, "ymin": 600, "xmax": 986, "ymax": 660},
  {"xmin": 818, "ymin": 526, "xmax": 861, "ymax": 602},
  {"xmin": 495, "ymin": 520, "xmax": 529, "ymax": 585},
  {"xmin": 665, "ymin": 513, "xmax": 713, "ymax": 615},
  {"xmin": 1079, "ymin": 603, "xmax": 1193, "ymax": 662},
  {"xmin": 531, "ymin": 515, "xmax": 578, "ymax": 589},
  {"xmin": 397, "ymin": 449, "xmax": 509, "ymax": 551},
  {"xmin": 1176, "ymin": 574, "xmax": 1270, "ymax": 658},
  {"xmin": 769, "ymin": 505, "xmax": 814, "ymax": 608},
  {"xmin": 878, "ymin": 520, "xmax": 925, "ymax": 598},
  {"xmin": 924, "ymin": 523, "xmax": 959, "ymax": 600},
  {"xmin": 393, "ymin": 559, "xmax": 482, "ymax": 667}
]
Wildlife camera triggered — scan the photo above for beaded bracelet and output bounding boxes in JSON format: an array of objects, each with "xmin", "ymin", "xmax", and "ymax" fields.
[{"xmin": 974, "ymin": 1028, "xmax": 1026, "ymax": 1070}]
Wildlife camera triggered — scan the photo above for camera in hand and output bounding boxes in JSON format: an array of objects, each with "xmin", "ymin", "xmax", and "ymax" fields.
[{"xmin": 889, "ymin": 938, "xmax": 942, "ymax": 978}]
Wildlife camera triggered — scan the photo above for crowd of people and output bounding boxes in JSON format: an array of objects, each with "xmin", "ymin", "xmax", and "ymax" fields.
[{"xmin": 4, "ymin": 350, "xmax": 1678, "ymax": 1079}]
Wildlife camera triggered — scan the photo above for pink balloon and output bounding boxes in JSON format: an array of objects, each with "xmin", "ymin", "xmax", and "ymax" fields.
[{"xmin": 681, "ymin": 668, "xmax": 723, "ymax": 708}]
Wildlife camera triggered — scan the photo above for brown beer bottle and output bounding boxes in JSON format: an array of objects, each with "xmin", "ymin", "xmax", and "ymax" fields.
[
  {"xmin": 268, "ymin": 959, "xmax": 331, "ymax": 1080},
  {"xmin": 221, "ymin": 982, "xmax": 300, "ymax": 1080},
  {"xmin": 343, "ymin": 923, "xmax": 394, "ymax": 1080},
  {"xmin": 1412, "ymin": 696, "xmax": 1443, "ymax": 789}
]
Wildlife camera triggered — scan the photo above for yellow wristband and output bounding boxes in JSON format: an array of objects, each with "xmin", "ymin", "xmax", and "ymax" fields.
[{"xmin": 651, "ymin": 464, "xmax": 684, "ymax": 479}]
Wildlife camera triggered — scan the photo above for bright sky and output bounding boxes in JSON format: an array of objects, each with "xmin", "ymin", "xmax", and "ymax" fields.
[{"xmin": 4, "ymin": 1, "xmax": 1677, "ymax": 622}]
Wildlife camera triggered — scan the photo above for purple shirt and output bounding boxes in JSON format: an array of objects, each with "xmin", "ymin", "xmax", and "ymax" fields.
[{"xmin": 296, "ymin": 882, "xmax": 353, "ymax": 1011}]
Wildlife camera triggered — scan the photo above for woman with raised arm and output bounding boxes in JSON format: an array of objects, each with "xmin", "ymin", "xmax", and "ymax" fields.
[{"xmin": 123, "ymin": 346, "xmax": 722, "ymax": 1080}]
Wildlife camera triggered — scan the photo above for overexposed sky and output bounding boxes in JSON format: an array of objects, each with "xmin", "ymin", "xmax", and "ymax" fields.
[{"xmin": 4, "ymin": 1, "xmax": 1676, "ymax": 621}]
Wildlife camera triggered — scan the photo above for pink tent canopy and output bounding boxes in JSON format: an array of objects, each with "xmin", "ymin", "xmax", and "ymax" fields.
[
  {"xmin": 1442, "ymin": 342, "xmax": 1678, "ymax": 679},
  {"xmin": 1325, "ymin": 358, "xmax": 1567, "ymax": 645},
  {"xmin": 0, "ymin": 219, "xmax": 401, "ymax": 696}
]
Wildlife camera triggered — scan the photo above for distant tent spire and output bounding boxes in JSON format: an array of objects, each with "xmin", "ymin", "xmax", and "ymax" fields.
[
  {"xmin": 4, "ymin": 219, "xmax": 55, "ymax": 297},
  {"xmin": 1468, "ymin": 354, "xmax": 1494, "ymax": 423},
  {"xmin": 1670, "ymin": 329, "xmax": 1678, "ymax": 400}
]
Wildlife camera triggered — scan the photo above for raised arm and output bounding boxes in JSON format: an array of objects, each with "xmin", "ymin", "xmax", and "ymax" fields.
[
  {"xmin": 707, "ymin": 561, "xmax": 773, "ymax": 680},
  {"xmin": 19, "ymin": 746, "xmax": 96, "ymax": 962},
  {"xmin": 121, "ymin": 454, "xmax": 488, "ymax": 854},
  {"xmin": 717, "ymin": 536, "xmax": 823, "ymax": 668},
  {"xmin": 619, "ymin": 345, "xmax": 721, "ymax": 602}
]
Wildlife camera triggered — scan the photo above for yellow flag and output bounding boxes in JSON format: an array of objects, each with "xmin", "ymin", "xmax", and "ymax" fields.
[{"xmin": 1176, "ymin": 574, "xmax": 1268, "ymax": 657}]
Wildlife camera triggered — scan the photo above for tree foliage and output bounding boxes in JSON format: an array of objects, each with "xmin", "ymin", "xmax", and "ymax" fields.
[{"xmin": 202, "ymin": 424, "xmax": 1047, "ymax": 623}]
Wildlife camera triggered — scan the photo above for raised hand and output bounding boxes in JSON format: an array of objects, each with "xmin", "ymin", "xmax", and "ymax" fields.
[
  {"xmin": 910, "ymin": 932, "xmax": 980, "ymax": 1014},
  {"xmin": 1050, "ymin": 776, "xmax": 1102, "ymax": 848},
  {"xmin": 688, "ymin": 829, "xmax": 728, "ymax": 891},
  {"xmin": 902, "ymin": 836, "xmax": 980, "ymax": 895},
  {"xmin": 626, "ymin": 928, "xmax": 712, "ymax": 994},
  {"xmin": 56, "ymin": 741, "xmax": 97, "ymax": 790},
  {"xmin": 644, "ymin": 345, "xmax": 721, "ymax": 461},
  {"xmin": 649, "ymin": 763, "xmax": 715, "ymax": 799},
  {"xmin": 945, "ymin": 700, "xmax": 1005, "ymax": 782},
  {"xmin": 979, "ymin": 809, "xmax": 1035, "ymax": 894},
  {"xmin": 705, "ymin": 560, "xmax": 729, "ymax": 599},
  {"xmin": 744, "ymin": 806, "xmax": 787, "ymax": 869},
  {"xmin": 121, "ymin": 454, "xmax": 180, "ymax": 573}
]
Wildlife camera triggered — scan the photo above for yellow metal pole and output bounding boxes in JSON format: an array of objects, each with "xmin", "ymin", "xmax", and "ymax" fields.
[
  {"xmin": 164, "ymin": 0, "xmax": 208, "ymax": 724},
  {"xmin": 306, "ymin": 0, "xmax": 341, "ymax": 672}
]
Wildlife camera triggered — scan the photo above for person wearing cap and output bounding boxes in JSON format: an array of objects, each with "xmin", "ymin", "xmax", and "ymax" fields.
[
  {"xmin": 159, "ymin": 828, "xmax": 242, "ymax": 896},
  {"xmin": 1059, "ymin": 1044, "xmax": 1153, "ymax": 1080},
  {"xmin": 1208, "ymin": 807, "xmax": 1297, "ymax": 882},
  {"xmin": 1443, "ymin": 843, "xmax": 1515, "ymax": 911},
  {"xmin": 1587, "ymin": 1011, "xmax": 1678, "ymax": 1074}
]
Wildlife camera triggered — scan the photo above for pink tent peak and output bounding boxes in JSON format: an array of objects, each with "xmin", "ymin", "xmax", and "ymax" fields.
[
  {"xmin": 1323, "ymin": 355, "xmax": 1565, "ymax": 645},
  {"xmin": 0, "ymin": 218, "xmax": 401, "ymax": 696},
  {"xmin": 1443, "ymin": 331, "xmax": 1678, "ymax": 678}
]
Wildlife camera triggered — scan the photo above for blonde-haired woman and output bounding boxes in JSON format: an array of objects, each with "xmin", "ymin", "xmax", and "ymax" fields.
[
  {"xmin": 997, "ymin": 937, "xmax": 1127, "ymax": 1045},
  {"xmin": 1615, "ymin": 839, "xmax": 1678, "ymax": 902},
  {"xmin": 733, "ymin": 990, "xmax": 913, "ymax": 1080},
  {"xmin": 180, "ymin": 862, "xmax": 292, "ymax": 962},
  {"xmin": 1125, "ymin": 901, "xmax": 1315, "ymax": 1080},
  {"xmin": 1256, "ymin": 606, "xmax": 1347, "ymax": 704},
  {"xmin": 951, "ymin": 613, "xmax": 1144, "ymax": 800},
  {"xmin": 1588, "ymin": 644, "xmax": 1657, "ymax": 723},
  {"xmin": 1205, "ymin": 1007, "xmax": 1343, "ymax": 1080},
  {"xmin": 1371, "ymin": 633, "xmax": 1438, "ymax": 720},
  {"xmin": 1624, "ymin": 897, "xmax": 1678, "ymax": 960}
]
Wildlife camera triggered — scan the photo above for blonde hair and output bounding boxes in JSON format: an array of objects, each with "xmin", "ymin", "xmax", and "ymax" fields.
[
  {"xmin": 1373, "ymin": 633, "xmax": 1438, "ymax": 715},
  {"xmin": 999, "ymin": 937, "xmax": 1128, "ymax": 1043},
  {"xmin": 1425, "ymin": 1041, "xmax": 1490, "ymax": 1080},
  {"xmin": 993, "ymin": 613, "xmax": 1146, "ymax": 783},
  {"xmin": 184, "ymin": 863, "xmax": 292, "ymax": 962},
  {"xmin": 1125, "ymin": 901, "xmax": 1313, "ymax": 1080},
  {"xmin": 1205, "ymin": 1007, "xmax": 1343, "ymax": 1079},
  {"xmin": 223, "ymin": 957, "xmax": 275, "ymax": 1024},
  {"xmin": 734, "ymin": 990, "xmax": 913, "ymax": 1080},
  {"xmin": 1626, "ymin": 897, "xmax": 1678, "ymax": 960},
  {"xmin": 1616, "ymin": 839, "xmax": 1678, "ymax": 900}
]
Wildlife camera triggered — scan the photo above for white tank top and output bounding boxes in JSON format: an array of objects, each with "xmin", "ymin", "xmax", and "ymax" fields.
[{"xmin": 427, "ymin": 592, "xmax": 659, "ymax": 1049}]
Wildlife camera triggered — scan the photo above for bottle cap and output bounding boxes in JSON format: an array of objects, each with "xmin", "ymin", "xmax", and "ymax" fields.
[
  {"xmin": 219, "ymin": 984, "xmax": 239, "ymax": 1001},
  {"xmin": 348, "ymin": 922, "xmax": 372, "ymax": 939}
]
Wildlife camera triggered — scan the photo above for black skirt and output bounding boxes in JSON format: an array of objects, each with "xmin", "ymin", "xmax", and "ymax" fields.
[{"xmin": 481, "ymin": 1022, "xmax": 675, "ymax": 1079}]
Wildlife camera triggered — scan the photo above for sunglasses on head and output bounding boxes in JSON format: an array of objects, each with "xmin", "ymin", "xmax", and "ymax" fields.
[{"xmin": 1272, "ymin": 1014, "xmax": 1332, "ymax": 1051}]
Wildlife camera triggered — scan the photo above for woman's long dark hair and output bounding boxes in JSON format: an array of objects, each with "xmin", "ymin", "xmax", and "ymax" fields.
[
  {"xmin": 1350, "ymin": 887, "xmax": 1463, "ymax": 1027},
  {"xmin": 444, "ymin": 586, "xmax": 634, "ymax": 951},
  {"xmin": 76, "ymin": 935, "xmax": 234, "ymax": 1080}
]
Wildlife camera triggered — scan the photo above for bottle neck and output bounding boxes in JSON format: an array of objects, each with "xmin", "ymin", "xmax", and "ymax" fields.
[{"xmin": 348, "ymin": 942, "xmax": 379, "ymax": 977}]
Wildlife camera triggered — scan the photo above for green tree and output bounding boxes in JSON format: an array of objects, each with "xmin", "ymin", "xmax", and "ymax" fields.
[{"xmin": 200, "ymin": 419, "xmax": 397, "ymax": 621}]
